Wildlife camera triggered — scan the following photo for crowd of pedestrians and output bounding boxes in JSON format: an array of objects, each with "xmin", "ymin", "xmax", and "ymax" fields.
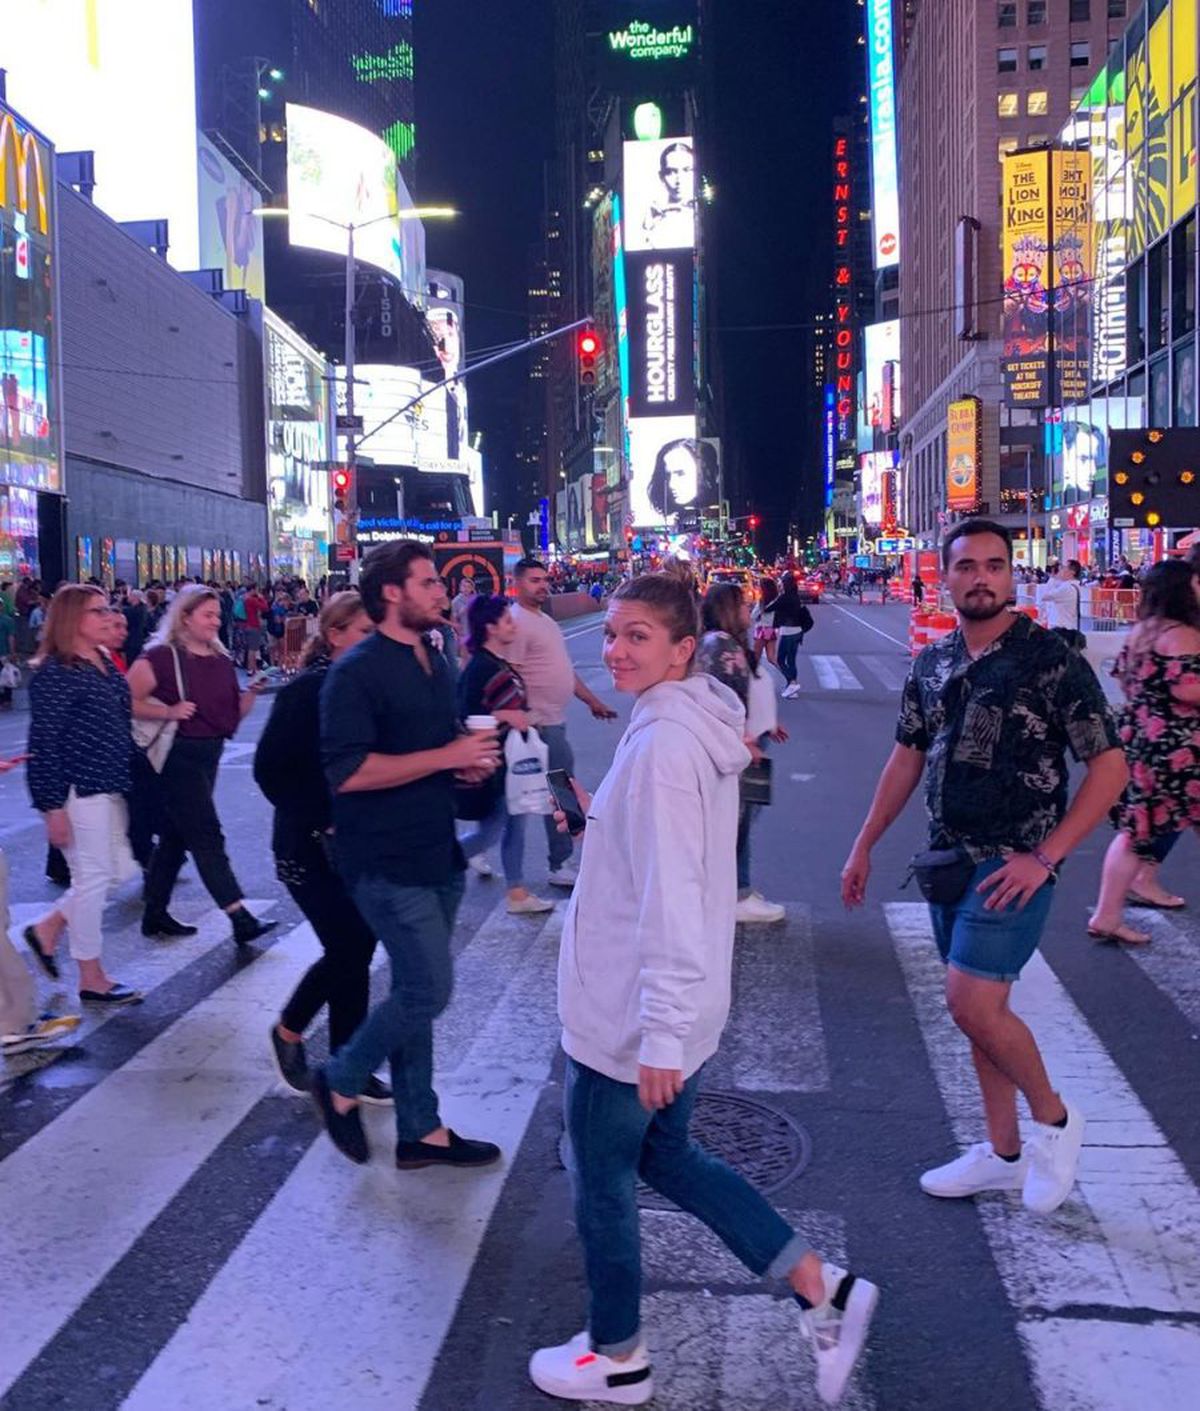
[{"xmin": 2, "ymin": 526, "xmax": 1199, "ymax": 1406}]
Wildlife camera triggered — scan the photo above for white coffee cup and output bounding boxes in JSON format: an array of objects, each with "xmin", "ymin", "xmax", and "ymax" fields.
[{"xmin": 465, "ymin": 714, "xmax": 498, "ymax": 733}]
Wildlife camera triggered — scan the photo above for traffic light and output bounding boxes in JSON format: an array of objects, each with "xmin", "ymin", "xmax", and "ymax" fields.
[
  {"xmin": 332, "ymin": 466, "xmax": 353, "ymax": 516},
  {"xmin": 748, "ymin": 515, "xmax": 760, "ymax": 531},
  {"xmin": 578, "ymin": 328, "xmax": 600, "ymax": 388},
  {"xmin": 1110, "ymin": 430, "xmax": 1200, "ymax": 530}
]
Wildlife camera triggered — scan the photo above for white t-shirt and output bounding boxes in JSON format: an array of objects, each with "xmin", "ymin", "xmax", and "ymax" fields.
[{"xmin": 507, "ymin": 603, "xmax": 576, "ymax": 727}]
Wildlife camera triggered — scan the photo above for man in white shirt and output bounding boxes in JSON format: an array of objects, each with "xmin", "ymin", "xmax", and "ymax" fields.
[
  {"xmin": 507, "ymin": 558, "xmax": 616, "ymax": 888},
  {"xmin": 1038, "ymin": 560, "xmax": 1083, "ymax": 634}
]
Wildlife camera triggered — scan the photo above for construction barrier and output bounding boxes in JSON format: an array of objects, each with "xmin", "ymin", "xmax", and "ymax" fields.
[{"xmin": 909, "ymin": 608, "xmax": 957, "ymax": 657}]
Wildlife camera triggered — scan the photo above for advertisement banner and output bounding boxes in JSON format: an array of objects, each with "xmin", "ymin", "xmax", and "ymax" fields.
[
  {"xmin": 627, "ymin": 415, "xmax": 704, "ymax": 527},
  {"xmin": 946, "ymin": 398, "xmax": 982, "ymax": 512},
  {"xmin": 287, "ymin": 103, "xmax": 408, "ymax": 284},
  {"xmin": 860, "ymin": 320, "xmax": 901, "ymax": 444},
  {"xmin": 624, "ymin": 250, "xmax": 696, "ymax": 418},
  {"xmin": 859, "ymin": 451, "xmax": 896, "ymax": 529},
  {"xmin": 1051, "ymin": 149, "xmax": 1091, "ymax": 407},
  {"xmin": 622, "ymin": 137, "xmax": 696, "ymax": 253},
  {"xmin": 425, "ymin": 270, "xmax": 470, "ymax": 488},
  {"xmin": 197, "ymin": 134, "xmax": 266, "ymax": 302},
  {"xmin": 1002, "ymin": 151, "xmax": 1051, "ymax": 408},
  {"xmin": 864, "ymin": 0, "xmax": 900, "ymax": 269}
]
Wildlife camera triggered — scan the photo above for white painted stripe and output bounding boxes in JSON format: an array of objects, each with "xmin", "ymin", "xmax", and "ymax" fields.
[
  {"xmin": 1122, "ymin": 910, "xmax": 1200, "ymax": 1033},
  {"xmin": 811, "ymin": 655, "xmax": 863, "ymax": 691},
  {"xmin": 830, "ymin": 605, "xmax": 912, "ymax": 650},
  {"xmin": 122, "ymin": 903, "xmax": 566, "ymax": 1411},
  {"xmin": 885, "ymin": 903, "xmax": 1200, "ymax": 1409},
  {"xmin": 856, "ymin": 654, "xmax": 909, "ymax": 693},
  {"xmin": 0, "ymin": 910, "xmax": 313, "ymax": 1390}
]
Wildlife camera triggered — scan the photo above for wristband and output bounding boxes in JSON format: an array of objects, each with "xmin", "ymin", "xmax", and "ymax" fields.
[{"xmin": 1031, "ymin": 847, "xmax": 1058, "ymax": 880}]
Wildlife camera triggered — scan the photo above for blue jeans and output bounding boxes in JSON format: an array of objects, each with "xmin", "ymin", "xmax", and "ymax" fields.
[
  {"xmin": 538, "ymin": 724, "xmax": 575, "ymax": 871},
  {"xmin": 326, "ymin": 873, "xmax": 465, "ymax": 1143},
  {"xmin": 736, "ymin": 735, "xmax": 769, "ymax": 895},
  {"xmin": 565, "ymin": 1058, "xmax": 808, "ymax": 1355},
  {"xmin": 929, "ymin": 858, "xmax": 1055, "ymax": 982},
  {"xmin": 461, "ymin": 803, "xmax": 528, "ymax": 887},
  {"xmin": 777, "ymin": 632, "xmax": 803, "ymax": 685}
]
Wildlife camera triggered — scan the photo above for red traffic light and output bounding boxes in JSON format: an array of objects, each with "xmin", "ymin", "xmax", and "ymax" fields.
[
  {"xmin": 332, "ymin": 469, "xmax": 351, "ymax": 493},
  {"xmin": 748, "ymin": 515, "xmax": 760, "ymax": 530},
  {"xmin": 578, "ymin": 328, "xmax": 599, "ymax": 388},
  {"xmin": 579, "ymin": 332, "xmax": 599, "ymax": 356}
]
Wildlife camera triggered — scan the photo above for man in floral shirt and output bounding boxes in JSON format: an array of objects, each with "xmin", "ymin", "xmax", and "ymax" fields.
[{"xmin": 841, "ymin": 520, "xmax": 1127, "ymax": 1218}]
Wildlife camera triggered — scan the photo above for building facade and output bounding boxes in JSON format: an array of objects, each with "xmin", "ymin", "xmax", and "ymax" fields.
[{"xmin": 898, "ymin": 0, "xmax": 1134, "ymax": 563}]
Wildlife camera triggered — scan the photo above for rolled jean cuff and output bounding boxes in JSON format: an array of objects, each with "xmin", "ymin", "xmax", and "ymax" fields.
[
  {"xmin": 765, "ymin": 1232, "xmax": 811, "ymax": 1281},
  {"xmin": 593, "ymin": 1329, "xmax": 644, "ymax": 1359}
]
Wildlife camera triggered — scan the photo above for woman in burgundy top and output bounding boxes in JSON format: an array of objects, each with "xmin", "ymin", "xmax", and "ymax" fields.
[{"xmin": 128, "ymin": 585, "xmax": 275, "ymax": 946}]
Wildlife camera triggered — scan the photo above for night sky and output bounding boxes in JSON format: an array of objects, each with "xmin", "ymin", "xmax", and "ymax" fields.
[{"xmin": 415, "ymin": 1, "xmax": 858, "ymax": 548}]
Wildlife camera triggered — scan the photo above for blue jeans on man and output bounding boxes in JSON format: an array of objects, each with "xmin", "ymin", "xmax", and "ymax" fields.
[
  {"xmin": 326, "ymin": 873, "xmax": 465, "ymax": 1143},
  {"xmin": 539, "ymin": 724, "xmax": 575, "ymax": 871},
  {"xmin": 564, "ymin": 1057, "xmax": 809, "ymax": 1355}
]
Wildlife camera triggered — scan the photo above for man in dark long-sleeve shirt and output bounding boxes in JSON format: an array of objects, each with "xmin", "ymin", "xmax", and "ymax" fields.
[{"xmin": 311, "ymin": 541, "xmax": 503, "ymax": 1170}]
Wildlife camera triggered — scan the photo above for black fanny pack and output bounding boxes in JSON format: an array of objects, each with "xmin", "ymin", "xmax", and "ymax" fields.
[{"xmin": 906, "ymin": 846, "xmax": 975, "ymax": 905}]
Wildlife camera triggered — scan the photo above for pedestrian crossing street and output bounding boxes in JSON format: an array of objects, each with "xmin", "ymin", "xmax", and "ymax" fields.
[{"xmin": 3, "ymin": 883, "xmax": 1199, "ymax": 1410}]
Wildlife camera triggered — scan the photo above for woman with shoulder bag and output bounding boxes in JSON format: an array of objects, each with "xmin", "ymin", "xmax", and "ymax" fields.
[
  {"xmin": 697, "ymin": 583, "xmax": 787, "ymax": 925},
  {"xmin": 530, "ymin": 574, "xmax": 879, "ymax": 1406},
  {"xmin": 253, "ymin": 591, "xmax": 389, "ymax": 1098},
  {"xmin": 774, "ymin": 573, "xmax": 814, "ymax": 700},
  {"xmin": 22, "ymin": 585, "xmax": 142, "ymax": 1004},
  {"xmin": 457, "ymin": 594, "xmax": 554, "ymax": 916},
  {"xmin": 128, "ymin": 585, "xmax": 275, "ymax": 946}
]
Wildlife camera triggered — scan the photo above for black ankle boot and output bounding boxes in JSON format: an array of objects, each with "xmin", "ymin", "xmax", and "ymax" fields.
[
  {"xmin": 230, "ymin": 907, "xmax": 277, "ymax": 947},
  {"xmin": 142, "ymin": 911, "xmax": 199, "ymax": 939}
]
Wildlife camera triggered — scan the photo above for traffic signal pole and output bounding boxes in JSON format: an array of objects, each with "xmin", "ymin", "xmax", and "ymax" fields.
[{"xmin": 343, "ymin": 221, "xmax": 359, "ymax": 584}]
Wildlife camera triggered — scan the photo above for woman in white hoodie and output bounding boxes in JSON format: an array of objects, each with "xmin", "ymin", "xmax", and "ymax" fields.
[{"xmin": 530, "ymin": 574, "xmax": 879, "ymax": 1408}]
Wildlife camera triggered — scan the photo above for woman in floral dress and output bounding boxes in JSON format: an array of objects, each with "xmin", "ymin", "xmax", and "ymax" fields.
[{"xmin": 1088, "ymin": 560, "xmax": 1200, "ymax": 945}]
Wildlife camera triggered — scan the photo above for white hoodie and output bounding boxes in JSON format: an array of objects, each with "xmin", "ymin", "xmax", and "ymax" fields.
[{"xmin": 558, "ymin": 674, "xmax": 751, "ymax": 1084}]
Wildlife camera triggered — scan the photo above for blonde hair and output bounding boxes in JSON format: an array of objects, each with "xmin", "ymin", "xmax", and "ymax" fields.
[
  {"xmin": 146, "ymin": 584, "xmax": 229, "ymax": 656},
  {"xmin": 33, "ymin": 584, "xmax": 107, "ymax": 667},
  {"xmin": 302, "ymin": 590, "xmax": 365, "ymax": 666}
]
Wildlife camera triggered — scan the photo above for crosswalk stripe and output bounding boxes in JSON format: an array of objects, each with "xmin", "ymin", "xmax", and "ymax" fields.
[
  {"xmin": 0, "ymin": 914, "xmax": 319, "ymax": 1390},
  {"xmin": 855, "ymin": 654, "xmax": 909, "ymax": 693},
  {"xmin": 811, "ymin": 655, "xmax": 864, "ymax": 691},
  {"xmin": 120, "ymin": 901, "xmax": 564, "ymax": 1411},
  {"xmin": 885, "ymin": 903, "xmax": 1200, "ymax": 1411},
  {"xmin": 1122, "ymin": 911, "xmax": 1200, "ymax": 1033}
]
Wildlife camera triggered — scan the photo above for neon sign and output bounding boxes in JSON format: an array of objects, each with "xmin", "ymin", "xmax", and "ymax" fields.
[
  {"xmin": 832, "ymin": 135, "xmax": 855, "ymax": 441},
  {"xmin": 608, "ymin": 21, "xmax": 695, "ymax": 62}
]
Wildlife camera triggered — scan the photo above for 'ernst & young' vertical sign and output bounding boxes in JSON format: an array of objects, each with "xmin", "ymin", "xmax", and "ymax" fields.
[{"xmin": 832, "ymin": 132, "xmax": 855, "ymax": 442}]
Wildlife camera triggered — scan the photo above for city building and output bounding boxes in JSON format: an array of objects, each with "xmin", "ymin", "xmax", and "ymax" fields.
[{"xmin": 897, "ymin": 0, "xmax": 1133, "ymax": 564}]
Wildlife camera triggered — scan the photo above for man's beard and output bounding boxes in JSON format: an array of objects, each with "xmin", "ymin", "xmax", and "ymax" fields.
[
  {"xmin": 399, "ymin": 604, "xmax": 443, "ymax": 632},
  {"xmin": 956, "ymin": 591, "xmax": 1007, "ymax": 622}
]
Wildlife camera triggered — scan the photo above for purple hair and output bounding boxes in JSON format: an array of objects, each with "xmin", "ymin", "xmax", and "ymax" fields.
[{"xmin": 466, "ymin": 594, "xmax": 510, "ymax": 654}]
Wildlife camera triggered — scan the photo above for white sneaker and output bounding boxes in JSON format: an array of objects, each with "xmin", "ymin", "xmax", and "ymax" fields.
[
  {"xmin": 735, "ymin": 892, "xmax": 787, "ymax": 924},
  {"xmin": 548, "ymin": 861, "xmax": 579, "ymax": 889},
  {"xmin": 507, "ymin": 893, "xmax": 555, "ymax": 915},
  {"xmin": 467, "ymin": 854, "xmax": 495, "ymax": 878},
  {"xmin": 529, "ymin": 1331, "xmax": 653, "ymax": 1405},
  {"xmin": 801, "ymin": 1262, "xmax": 880, "ymax": 1405},
  {"xmin": 1023, "ymin": 1101, "xmax": 1085, "ymax": 1214},
  {"xmin": 920, "ymin": 1141, "xmax": 1028, "ymax": 1198},
  {"xmin": 781, "ymin": 683, "xmax": 800, "ymax": 699}
]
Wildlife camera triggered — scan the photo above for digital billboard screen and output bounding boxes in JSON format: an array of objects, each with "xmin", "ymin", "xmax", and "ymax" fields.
[
  {"xmin": 859, "ymin": 452, "xmax": 893, "ymax": 529},
  {"xmin": 1002, "ymin": 151, "xmax": 1051, "ymax": 408},
  {"xmin": 946, "ymin": 397, "xmax": 982, "ymax": 511},
  {"xmin": 624, "ymin": 251, "xmax": 696, "ymax": 418},
  {"xmin": 623, "ymin": 137, "xmax": 696, "ymax": 253},
  {"xmin": 628, "ymin": 415, "xmax": 713, "ymax": 527},
  {"xmin": 287, "ymin": 104, "xmax": 407, "ymax": 284},
  {"xmin": 2, "ymin": 0, "xmax": 200, "ymax": 270},
  {"xmin": 860, "ymin": 320, "xmax": 901, "ymax": 443},
  {"xmin": 198, "ymin": 134, "xmax": 265, "ymax": 302},
  {"xmin": 341, "ymin": 364, "xmax": 457, "ymax": 473},
  {"xmin": 865, "ymin": 0, "xmax": 900, "ymax": 269}
]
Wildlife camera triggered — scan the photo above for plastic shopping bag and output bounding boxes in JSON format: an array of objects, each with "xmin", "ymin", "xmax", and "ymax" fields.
[{"xmin": 504, "ymin": 728, "xmax": 553, "ymax": 815}]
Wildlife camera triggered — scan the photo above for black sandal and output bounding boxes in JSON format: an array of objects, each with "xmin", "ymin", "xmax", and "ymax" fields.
[
  {"xmin": 79, "ymin": 984, "xmax": 142, "ymax": 1005},
  {"xmin": 23, "ymin": 925, "xmax": 59, "ymax": 980}
]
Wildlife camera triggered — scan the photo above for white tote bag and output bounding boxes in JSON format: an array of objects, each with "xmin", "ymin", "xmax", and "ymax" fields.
[
  {"xmin": 504, "ymin": 728, "xmax": 553, "ymax": 815},
  {"xmin": 131, "ymin": 646, "xmax": 186, "ymax": 774}
]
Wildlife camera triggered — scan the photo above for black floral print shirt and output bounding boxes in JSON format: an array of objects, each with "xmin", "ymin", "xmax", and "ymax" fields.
[{"xmin": 896, "ymin": 613, "xmax": 1120, "ymax": 859}]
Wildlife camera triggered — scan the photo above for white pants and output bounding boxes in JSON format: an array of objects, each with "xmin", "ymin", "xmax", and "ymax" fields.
[
  {"xmin": 0, "ymin": 852, "xmax": 35, "ymax": 1036},
  {"xmin": 40, "ymin": 792, "xmax": 138, "ymax": 962}
]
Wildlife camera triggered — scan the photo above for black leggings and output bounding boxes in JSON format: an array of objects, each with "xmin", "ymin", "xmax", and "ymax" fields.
[
  {"xmin": 277, "ymin": 831, "xmax": 377, "ymax": 1052},
  {"xmin": 144, "ymin": 737, "xmax": 244, "ymax": 915}
]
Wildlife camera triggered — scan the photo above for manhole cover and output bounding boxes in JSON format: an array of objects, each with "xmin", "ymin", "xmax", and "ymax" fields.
[{"xmin": 557, "ymin": 1091, "xmax": 812, "ymax": 1210}]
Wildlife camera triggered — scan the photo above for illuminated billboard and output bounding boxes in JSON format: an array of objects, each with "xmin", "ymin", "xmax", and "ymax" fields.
[
  {"xmin": 264, "ymin": 312, "xmax": 330, "ymax": 584},
  {"xmin": 859, "ymin": 452, "xmax": 894, "ymax": 528},
  {"xmin": 861, "ymin": 320, "xmax": 901, "ymax": 442},
  {"xmin": 824, "ymin": 386, "xmax": 836, "ymax": 507},
  {"xmin": 2, "ymin": 0, "xmax": 200, "ymax": 270},
  {"xmin": 946, "ymin": 398, "xmax": 981, "ymax": 512},
  {"xmin": 623, "ymin": 137, "xmax": 696, "ymax": 253},
  {"xmin": 286, "ymin": 104, "xmax": 413, "ymax": 285},
  {"xmin": 625, "ymin": 251, "xmax": 696, "ymax": 417},
  {"xmin": 197, "ymin": 135, "xmax": 265, "ymax": 302},
  {"xmin": 1002, "ymin": 151, "xmax": 1051, "ymax": 408},
  {"xmin": 628, "ymin": 415, "xmax": 707, "ymax": 527},
  {"xmin": 341, "ymin": 364, "xmax": 460, "ymax": 473},
  {"xmin": 1051, "ymin": 149, "xmax": 1091, "ymax": 406},
  {"xmin": 832, "ymin": 132, "xmax": 856, "ymax": 442},
  {"xmin": 864, "ymin": 0, "xmax": 900, "ymax": 269}
]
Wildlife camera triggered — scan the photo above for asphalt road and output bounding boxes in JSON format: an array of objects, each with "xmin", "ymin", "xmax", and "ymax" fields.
[{"xmin": 1, "ymin": 600, "xmax": 1198, "ymax": 1411}]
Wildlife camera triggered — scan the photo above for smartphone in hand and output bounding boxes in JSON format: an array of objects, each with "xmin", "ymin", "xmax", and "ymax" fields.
[{"xmin": 546, "ymin": 769, "xmax": 587, "ymax": 835}]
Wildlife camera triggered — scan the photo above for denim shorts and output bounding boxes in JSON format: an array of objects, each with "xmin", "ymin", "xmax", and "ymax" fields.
[{"xmin": 928, "ymin": 857, "xmax": 1055, "ymax": 983}]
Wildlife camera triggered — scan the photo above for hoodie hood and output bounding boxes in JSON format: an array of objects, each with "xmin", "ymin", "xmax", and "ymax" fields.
[{"xmin": 627, "ymin": 675, "xmax": 750, "ymax": 778}]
